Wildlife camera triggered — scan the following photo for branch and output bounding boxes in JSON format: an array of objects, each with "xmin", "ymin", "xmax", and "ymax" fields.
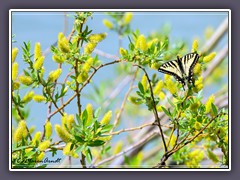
[
  {"xmin": 201, "ymin": 17, "xmax": 228, "ymax": 54},
  {"xmin": 110, "ymin": 68, "xmax": 139, "ymax": 133},
  {"xmin": 48, "ymin": 59, "xmax": 121, "ymax": 119},
  {"xmin": 109, "ymin": 122, "xmax": 154, "ymax": 135},
  {"xmin": 133, "ymin": 64, "xmax": 168, "ymax": 153},
  {"xmin": 93, "ymin": 131, "xmax": 159, "ymax": 168}
]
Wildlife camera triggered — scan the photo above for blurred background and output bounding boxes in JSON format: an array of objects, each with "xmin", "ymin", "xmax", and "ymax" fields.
[{"xmin": 11, "ymin": 11, "xmax": 229, "ymax": 168}]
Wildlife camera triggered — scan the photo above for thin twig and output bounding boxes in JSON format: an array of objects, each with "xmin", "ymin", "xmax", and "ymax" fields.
[
  {"xmin": 94, "ymin": 131, "xmax": 158, "ymax": 167},
  {"xmin": 110, "ymin": 68, "xmax": 139, "ymax": 133},
  {"xmin": 134, "ymin": 64, "xmax": 168, "ymax": 153},
  {"xmin": 48, "ymin": 59, "xmax": 121, "ymax": 119},
  {"xmin": 109, "ymin": 122, "xmax": 154, "ymax": 135}
]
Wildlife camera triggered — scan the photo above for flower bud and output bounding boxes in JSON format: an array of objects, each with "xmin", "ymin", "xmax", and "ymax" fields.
[
  {"xmin": 19, "ymin": 75, "xmax": 33, "ymax": 85},
  {"xmin": 22, "ymin": 91, "xmax": 34, "ymax": 103},
  {"xmin": 33, "ymin": 94, "xmax": 46, "ymax": 103},
  {"xmin": 103, "ymin": 19, "xmax": 113, "ymax": 29},
  {"xmin": 45, "ymin": 121, "xmax": 52, "ymax": 139},
  {"xmin": 123, "ymin": 12, "xmax": 133, "ymax": 25},
  {"xmin": 12, "ymin": 48, "xmax": 19, "ymax": 62},
  {"xmin": 55, "ymin": 124, "xmax": 72, "ymax": 143},
  {"xmin": 135, "ymin": 34, "xmax": 147, "ymax": 52},
  {"xmin": 34, "ymin": 42, "xmax": 42, "ymax": 60},
  {"xmin": 203, "ymin": 52, "xmax": 216, "ymax": 63},
  {"xmin": 38, "ymin": 140, "xmax": 51, "ymax": 151},
  {"xmin": 12, "ymin": 62, "xmax": 18, "ymax": 81},
  {"xmin": 100, "ymin": 111, "xmax": 112, "ymax": 125}
]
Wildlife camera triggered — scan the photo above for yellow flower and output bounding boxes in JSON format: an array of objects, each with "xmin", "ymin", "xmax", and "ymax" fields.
[
  {"xmin": 84, "ymin": 42, "xmax": 97, "ymax": 55},
  {"xmin": 158, "ymin": 91, "xmax": 165, "ymax": 100},
  {"xmin": 19, "ymin": 75, "xmax": 33, "ymax": 85},
  {"xmin": 193, "ymin": 76, "xmax": 203, "ymax": 93},
  {"xmin": 193, "ymin": 63, "xmax": 202, "ymax": 76},
  {"xmin": 52, "ymin": 54, "xmax": 65, "ymax": 63},
  {"xmin": 34, "ymin": 42, "xmax": 42, "ymax": 60},
  {"xmin": 205, "ymin": 95, "xmax": 215, "ymax": 114},
  {"xmin": 119, "ymin": 47, "xmax": 127, "ymax": 56},
  {"xmin": 33, "ymin": 56, "xmax": 45, "ymax": 70},
  {"xmin": 103, "ymin": 19, "xmax": 113, "ymax": 29},
  {"xmin": 192, "ymin": 39, "xmax": 199, "ymax": 52},
  {"xmin": 36, "ymin": 152, "xmax": 45, "ymax": 161},
  {"xmin": 150, "ymin": 62, "xmax": 161, "ymax": 70},
  {"xmin": 194, "ymin": 121, "xmax": 202, "ymax": 130},
  {"xmin": 113, "ymin": 141, "xmax": 123, "ymax": 155},
  {"xmin": 123, "ymin": 12, "xmax": 133, "ymax": 25},
  {"xmin": 165, "ymin": 77, "xmax": 177, "ymax": 95},
  {"xmin": 63, "ymin": 142, "xmax": 79, "ymax": 158},
  {"xmin": 48, "ymin": 69, "xmax": 62, "ymax": 82},
  {"xmin": 58, "ymin": 40, "xmax": 70, "ymax": 53},
  {"xmin": 45, "ymin": 121, "xmax": 52, "ymax": 139},
  {"xmin": 58, "ymin": 33, "xmax": 70, "ymax": 53},
  {"xmin": 33, "ymin": 94, "xmax": 46, "ymax": 103},
  {"xmin": 13, "ymin": 120, "xmax": 28, "ymax": 143},
  {"xmin": 203, "ymin": 52, "xmax": 216, "ymax": 63},
  {"xmin": 77, "ymin": 71, "xmax": 88, "ymax": 84},
  {"xmin": 85, "ymin": 104, "xmax": 93, "ymax": 125},
  {"xmin": 67, "ymin": 114, "xmax": 75, "ymax": 130},
  {"xmin": 38, "ymin": 140, "xmax": 51, "ymax": 151},
  {"xmin": 100, "ymin": 111, "xmax": 112, "ymax": 125},
  {"xmin": 147, "ymin": 38, "xmax": 158, "ymax": 48},
  {"xmin": 135, "ymin": 34, "xmax": 147, "ymax": 52},
  {"xmin": 22, "ymin": 91, "xmax": 34, "ymax": 103},
  {"xmin": 156, "ymin": 105, "xmax": 163, "ymax": 112},
  {"xmin": 82, "ymin": 57, "xmax": 93, "ymax": 73},
  {"xmin": 12, "ymin": 81, "xmax": 20, "ymax": 90},
  {"xmin": 141, "ymin": 74, "xmax": 148, "ymax": 92},
  {"xmin": 29, "ymin": 126, "xmax": 35, "ymax": 134},
  {"xmin": 88, "ymin": 33, "xmax": 107, "ymax": 44},
  {"xmin": 58, "ymin": 32, "xmax": 64, "ymax": 41},
  {"xmin": 12, "ymin": 62, "xmax": 18, "ymax": 81},
  {"xmin": 32, "ymin": 131, "xmax": 41, "ymax": 146},
  {"xmin": 55, "ymin": 124, "xmax": 72, "ymax": 143},
  {"xmin": 12, "ymin": 47, "xmax": 18, "ymax": 62},
  {"xmin": 153, "ymin": 80, "xmax": 164, "ymax": 95}
]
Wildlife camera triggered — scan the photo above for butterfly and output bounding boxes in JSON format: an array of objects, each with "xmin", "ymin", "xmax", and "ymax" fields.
[{"xmin": 158, "ymin": 53, "xmax": 199, "ymax": 90}]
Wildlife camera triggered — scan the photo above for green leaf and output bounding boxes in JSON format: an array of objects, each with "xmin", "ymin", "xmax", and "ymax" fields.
[
  {"xmin": 12, "ymin": 145, "xmax": 30, "ymax": 151},
  {"xmin": 74, "ymin": 135, "xmax": 85, "ymax": 143},
  {"xmin": 211, "ymin": 103, "xmax": 218, "ymax": 116},
  {"xmin": 82, "ymin": 109, "xmax": 88, "ymax": 127},
  {"xmin": 101, "ymin": 124, "xmax": 113, "ymax": 133},
  {"xmin": 94, "ymin": 107, "xmax": 101, "ymax": 118},
  {"xmin": 138, "ymin": 82, "xmax": 145, "ymax": 94},
  {"xmin": 75, "ymin": 145, "xmax": 85, "ymax": 153},
  {"xmin": 76, "ymin": 114, "xmax": 81, "ymax": 125},
  {"xmin": 207, "ymin": 149, "xmax": 219, "ymax": 163},
  {"xmin": 87, "ymin": 140, "xmax": 105, "ymax": 147},
  {"xmin": 167, "ymin": 98, "xmax": 175, "ymax": 108},
  {"xmin": 25, "ymin": 150, "xmax": 37, "ymax": 157},
  {"xmin": 86, "ymin": 148, "xmax": 92, "ymax": 162},
  {"xmin": 161, "ymin": 106, "xmax": 171, "ymax": 117}
]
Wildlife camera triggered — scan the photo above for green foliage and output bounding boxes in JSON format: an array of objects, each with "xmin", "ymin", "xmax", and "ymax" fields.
[{"xmin": 11, "ymin": 11, "xmax": 229, "ymax": 169}]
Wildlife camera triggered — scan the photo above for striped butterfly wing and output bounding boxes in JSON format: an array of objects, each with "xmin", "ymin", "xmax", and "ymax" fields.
[
  {"xmin": 181, "ymin": 53, "xmax": 199, "ymax": 84},
  {"xmin": 158, "ymin": 53, "xmax": 199, "ymax": 88},
  {"xmin": 158, "ymin": 59, "xmax": 185, "ymax": 86}
]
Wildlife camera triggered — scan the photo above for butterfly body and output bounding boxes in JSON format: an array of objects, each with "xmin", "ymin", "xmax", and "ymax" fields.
[{"xmin": 158, "ymin": 53, "xmax": 199, "ymax": 90}]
